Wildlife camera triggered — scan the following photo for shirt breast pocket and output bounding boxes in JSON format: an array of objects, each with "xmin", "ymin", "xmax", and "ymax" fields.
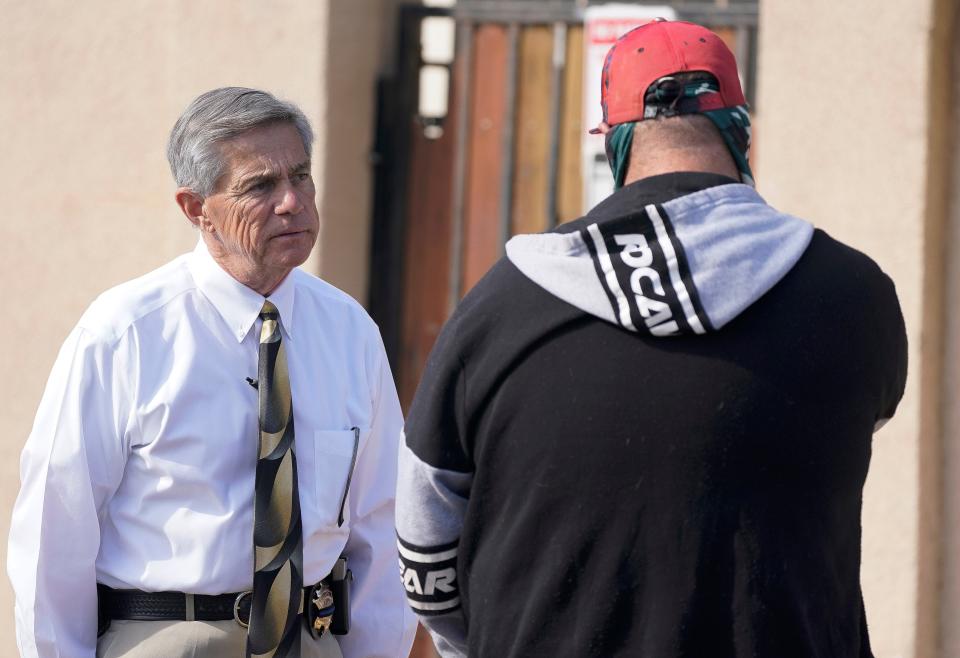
[{"xmin": 309, "ymin": 429, "xmax": 361, "ymax": 528}]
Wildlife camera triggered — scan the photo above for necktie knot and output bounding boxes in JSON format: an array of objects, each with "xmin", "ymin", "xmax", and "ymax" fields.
[
  {"xmin": 259, "ymin": 301, "xmax": 282, "ymax": 345},
  {"xmin": 259, "ymin": 300, "xmax": 279, "ymax": 321}
]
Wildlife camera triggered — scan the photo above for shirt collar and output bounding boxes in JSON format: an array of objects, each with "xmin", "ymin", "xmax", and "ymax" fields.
[{"xmin": 189, "ymin": 240, "xmax": 297, "ymax": 343}]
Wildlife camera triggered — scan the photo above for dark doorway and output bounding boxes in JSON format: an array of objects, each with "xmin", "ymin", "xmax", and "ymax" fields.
[{"xmin": 368, "ymin": 1, "xmax": 759, "ymax": 410}]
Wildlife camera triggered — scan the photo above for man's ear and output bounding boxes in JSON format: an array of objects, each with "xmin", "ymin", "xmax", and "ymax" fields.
[{"xmin": 175, "ymin": 188, "xmax": 210, "ymax": 231}]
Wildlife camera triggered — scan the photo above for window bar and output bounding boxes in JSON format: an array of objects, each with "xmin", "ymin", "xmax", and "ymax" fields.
[
  {"xmin": 499, "ymin": 22, "xmax": 520, "ymax": 252},
  {"xmin": 545, "ymin": 21, "xmax": 567, "ymax": 231},
  {"xmin": 744, "ymin": 25, "xmax": 758, "ymax": 108},
  {"xmin": 447, "ymin": 20, "xmax": 475, "ymax": 314}
]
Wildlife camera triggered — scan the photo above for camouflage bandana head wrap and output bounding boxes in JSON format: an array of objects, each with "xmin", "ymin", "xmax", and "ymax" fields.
[{"xmin": 605, "ymin": 74, "xmax": 753, "ymax": 189}]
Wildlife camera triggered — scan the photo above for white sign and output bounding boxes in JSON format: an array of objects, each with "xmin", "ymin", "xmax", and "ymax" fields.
[{"xmin": 581, "ymin": 4, "xmax": 677, "ymax": 213}]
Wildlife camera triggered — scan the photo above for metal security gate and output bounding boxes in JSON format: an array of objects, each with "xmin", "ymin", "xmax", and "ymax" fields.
[{"xmin": 369, "ymin": 0, "xmax": 759, "ymax": 410}]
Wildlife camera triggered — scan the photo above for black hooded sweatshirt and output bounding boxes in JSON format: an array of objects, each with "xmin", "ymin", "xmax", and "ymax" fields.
[{"xmin": 396, "ymin": 173, "xmax": 908, "ymax": 658}]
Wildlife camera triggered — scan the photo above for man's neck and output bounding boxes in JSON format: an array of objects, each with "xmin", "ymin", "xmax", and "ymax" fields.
[
  {"xmin": 203, "ymin": 237, "xmax": 291, "ymax": 296},
  {"xmin": 623, "ymin": 149, "xmax": 740, "ymax": 187}
]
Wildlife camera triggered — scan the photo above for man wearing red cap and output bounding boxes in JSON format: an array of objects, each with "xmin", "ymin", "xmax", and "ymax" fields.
[{"xmin": 396, "ymin": 20, "xmax": 906, "ymax": 658}]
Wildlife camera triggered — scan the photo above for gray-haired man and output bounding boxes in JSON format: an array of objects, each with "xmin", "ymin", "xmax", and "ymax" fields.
[{"xmin": 8, "ymin": 88, "xmax": 417, "ymax": 658}]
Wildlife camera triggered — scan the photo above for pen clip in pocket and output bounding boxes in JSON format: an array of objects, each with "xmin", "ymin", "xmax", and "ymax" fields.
[{"xmin": 337, "ymin": 427, "xmax": 360, "ymax": 527}]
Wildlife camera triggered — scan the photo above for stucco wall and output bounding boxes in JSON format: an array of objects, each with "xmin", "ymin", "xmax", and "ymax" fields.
[
  {"xmin": 756, "ymin": 1, "xmax": 946, "ymax": 656},
  {"xmin": 0, "ymin": 1, "xmax": 394, "ymax": 654}
]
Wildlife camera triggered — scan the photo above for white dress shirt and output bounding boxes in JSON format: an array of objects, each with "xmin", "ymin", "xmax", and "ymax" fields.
[{"xmin": 8, "ymin": 242, "xmax": 417, "ymax": 658}]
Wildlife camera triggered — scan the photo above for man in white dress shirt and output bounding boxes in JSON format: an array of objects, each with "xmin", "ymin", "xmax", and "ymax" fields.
[{"xmin": 8, "ymin": 88, "xmax": 417, "ymax": 658}]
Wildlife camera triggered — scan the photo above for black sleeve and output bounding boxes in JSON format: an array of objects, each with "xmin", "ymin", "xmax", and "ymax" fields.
[
  {"xmin": 877, "ymin": 274, "xmax": 908, "ymax": 422},
  {"xmin": 395, "ymin": 312, "xmax": 474, "ymax": 654}
]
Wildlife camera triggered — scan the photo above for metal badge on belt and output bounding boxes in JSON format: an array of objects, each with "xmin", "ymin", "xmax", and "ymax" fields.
[
  {"xmin": 309, "ymin": 583, "xmax": 335, "ymax": 637},
  {"xmin": 308, "ymin": 556, "xmax": 351, "ymax": 638}
]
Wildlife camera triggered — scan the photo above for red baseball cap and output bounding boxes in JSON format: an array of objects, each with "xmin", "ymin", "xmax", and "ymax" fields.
[{"xmin": 590, "ymin": 19, "xmax": 745, "ymax": 133}]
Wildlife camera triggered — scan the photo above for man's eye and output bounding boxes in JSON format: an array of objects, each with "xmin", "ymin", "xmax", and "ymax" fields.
[
  {"xmin": 295, "ymin": 172, "xmax": 311, "ymax": 183},
  {"xmin": 248, "ymin": 181, "xmax": 272, "ymax": 193}
]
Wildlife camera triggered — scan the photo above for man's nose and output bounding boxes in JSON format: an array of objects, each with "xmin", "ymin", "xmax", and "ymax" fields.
[{"xmin": 274, "ymin": 183, "xmax": 304, "ymax": 215}]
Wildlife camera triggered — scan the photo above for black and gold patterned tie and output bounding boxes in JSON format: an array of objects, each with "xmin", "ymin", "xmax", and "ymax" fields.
[{"xmin": 248, "ymin": 301, "xmax": 303, "ymax": 658}]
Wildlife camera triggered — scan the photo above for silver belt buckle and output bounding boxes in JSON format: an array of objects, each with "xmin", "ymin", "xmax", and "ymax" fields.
[{"xmin": 233, "ymin": 591, "xmax": 253, "ymax": 628}]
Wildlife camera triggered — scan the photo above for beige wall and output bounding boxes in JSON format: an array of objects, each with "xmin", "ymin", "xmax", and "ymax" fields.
[
  {"xmin": 757, "ymin": 0, "xmax": 953, "ymax": 656},
  {"xmin": 0, "ymin": 1, "xmax": 392, "ymax": 654}
]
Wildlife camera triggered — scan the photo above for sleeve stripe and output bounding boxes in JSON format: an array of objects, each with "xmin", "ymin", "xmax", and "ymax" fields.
[
  {"xmin": 397, "ymin": 541, "xmax": 459, "ymax": 564},
  {"xmin": 397, "ymin": 533, "xmax": 459, "ymax": 553},
  {"xmin": 408, "ymin": 597, "xmax": 461, "ymax": 613}
]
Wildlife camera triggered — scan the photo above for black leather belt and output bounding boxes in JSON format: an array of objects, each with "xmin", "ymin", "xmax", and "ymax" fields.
[{"xmin": 97, "ymin": 582, "xmax": 334, "ymax": 637}]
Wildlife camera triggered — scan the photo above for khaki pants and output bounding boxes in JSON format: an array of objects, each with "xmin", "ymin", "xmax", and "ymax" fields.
[{"xmin": 96, "ymin": 619, "xmax": 343, "ymax": 658}]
